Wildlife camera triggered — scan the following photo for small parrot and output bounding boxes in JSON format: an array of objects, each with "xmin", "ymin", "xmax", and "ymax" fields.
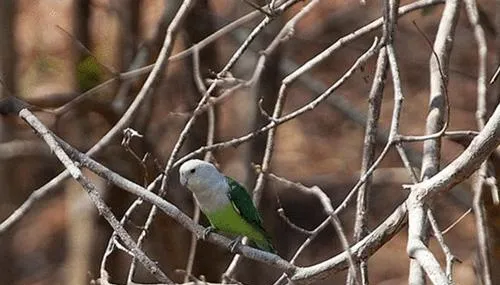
[{"xmin": 179, "ymin": 159, "xmax": 275, "ymax": 253}]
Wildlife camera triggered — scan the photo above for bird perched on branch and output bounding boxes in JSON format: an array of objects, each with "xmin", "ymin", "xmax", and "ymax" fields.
[{"xmin": 179, "ymin": 159, "xmax": 276, "ymax": 253}]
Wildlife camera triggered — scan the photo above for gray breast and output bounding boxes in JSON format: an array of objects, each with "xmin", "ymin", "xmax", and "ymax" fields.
[{"xmin": 193, "ymin": 184, "xmax": 231, "ymax": 213}]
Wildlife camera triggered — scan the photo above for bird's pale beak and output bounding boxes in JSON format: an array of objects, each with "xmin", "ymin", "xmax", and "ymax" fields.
[{"xmin": 180, "ymin": 174, "xmax": 187, "ymax": 186}]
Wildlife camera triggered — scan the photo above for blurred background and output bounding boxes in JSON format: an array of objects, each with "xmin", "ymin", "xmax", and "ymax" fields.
[{"xmin": 0, "ymin": 0, "xmax": 499, "ymax": 284}]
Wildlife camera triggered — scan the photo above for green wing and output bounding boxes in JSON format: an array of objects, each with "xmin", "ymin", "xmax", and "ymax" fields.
[
  {"xmin": 225, "ymin": 176, "xmax": 266, "ymax": 234},
  {"xmin": 225, "ymin": 176, "xmax": 276, "ymax": 253}
]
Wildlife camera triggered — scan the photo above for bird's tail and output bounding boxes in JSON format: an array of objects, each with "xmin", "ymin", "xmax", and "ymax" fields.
[{"xmin": 254, "ymin": 237, "xmax": 276, "ymax": 253}]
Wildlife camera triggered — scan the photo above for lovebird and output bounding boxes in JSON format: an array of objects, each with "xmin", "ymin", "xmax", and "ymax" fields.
[{"xmin": 179, "ymin": 159, "xmax": 276, "ymax": 253}]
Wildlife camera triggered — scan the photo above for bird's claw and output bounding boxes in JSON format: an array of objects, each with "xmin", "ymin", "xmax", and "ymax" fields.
[
  {"xmin": 202, "ymin": 226, "xmax": 215, "ymax": 240},
  {"xmin": 229, "ymin": 236, "xmax": 243, "ymax": 253}
]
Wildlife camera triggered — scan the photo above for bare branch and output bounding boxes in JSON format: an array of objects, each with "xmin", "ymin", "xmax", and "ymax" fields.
[
  {"xmin": 427, "ymin": 210, "xmax": 460, "ymax": 282},
  {"xmin": 0, "ymin": 140, "xmax": 49, "ymax": 159},
  {"xmin": 350, "ymin": 47, "xmax": 388, "ymax": 285},
  {"xmin": 18, "ymin": 109, "xmax": 170, "ymax": 283},
  {"xmin": 184, "ymin": 45, "xmax": 217, "ymax": 283},
  {"xmin": 406, "ymin": 0, "xmax": 460, "ymax": 283},
  {"xmin": 265, "ymin": 172, "xmax": 360, "ymax": 285},
  {"xmin": 441, "ymin": 208, "xmax": 472, "ymax": 235},
  {"xmin": 472, "ymin": 162, "xmax": 493, "ymax": 285},
  {"xmin": 404, "ymin": 104, "xmax": 500, "ymax": 198},
  {"xmin": 282, "ymin": 0, "xmax": 444, "ymax": 86},
  {"xmin": 465, "ymin": 1, "xmax": 492, "ymax": 283}
]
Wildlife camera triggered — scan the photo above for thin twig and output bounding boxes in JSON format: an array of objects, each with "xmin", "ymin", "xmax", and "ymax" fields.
[
  {"xmin": 99, "ymin": 181, "xmax": 159, "ymax": 281},
  {"xmin": 266, "ymin": 172, "xmax": 360, "ymax": 285},
  {"xmin": 349, "ymin": 47, "xmax": 388, "ymax": 285},
  {"xmin": 241, "ymin": 0, "xmax": 273, "ymax": 17},
  {"xmin": 281, "ymin": 0, "xmax": 444, "ymax": 85},
  {"xmin": 184, "ymin": 45, "xmax": 217, "ymax": 283},
  {"xmin": 276, "ymin": 207, "xmax": 315, "ymax": 235},
  {"xmin": 441, "ymin": 208, "xmax": 472, "ymax": 235},
  {"xmin": 427, "ymin": 210, "xmax": 460, "ymax": 282},
  {"xmin": 121, "ymin": 128, "xmax": 150, "ymax": 187},
  {"xmin": 0, "ymin": 140, "xmax": 49, "ymax": 159},
  {"xmin": 472, "ymin": 163, "xmax": 493, "ymax": 285},
  {"xmin": 56, "ymin": 25, "xmax": 118, "ymax": 76}
]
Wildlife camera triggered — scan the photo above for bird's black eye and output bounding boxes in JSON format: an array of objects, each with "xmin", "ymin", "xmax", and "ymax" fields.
[{"xmin": 190, "ymin": 168, "xmax": 196, "ymax": 174}]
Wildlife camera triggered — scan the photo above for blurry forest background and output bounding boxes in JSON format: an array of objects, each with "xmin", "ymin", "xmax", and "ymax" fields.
[{"xmin": 0, "ymin": 0, "xmax": 499, "ymax": 284}]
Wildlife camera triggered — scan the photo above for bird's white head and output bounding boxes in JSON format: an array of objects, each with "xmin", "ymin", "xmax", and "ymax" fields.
[{"xmin": 179, "ymin": 159, "xmax": 226, "ymax": 194}]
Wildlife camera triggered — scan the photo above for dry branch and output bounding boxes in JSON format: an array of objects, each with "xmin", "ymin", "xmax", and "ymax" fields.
[
  {"xmin": 18, "ymin": 109, "xmax": 170, "ymax": 283},
  {"xmin": 406, "ymin": 0, "xmax": 460, "ymax": 283},
  {"xmin": 465, "ymin": 0, "xmax": 493, "ymax": 283}
]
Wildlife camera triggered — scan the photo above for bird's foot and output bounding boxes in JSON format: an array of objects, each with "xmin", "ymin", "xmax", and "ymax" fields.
[
  {"xmin": 202, "ymin": 226, "xmax": 215, "ymax": 240},
  {"xmin": 229, "ymin": 236, "xmax": 243, "ymax": 253}
]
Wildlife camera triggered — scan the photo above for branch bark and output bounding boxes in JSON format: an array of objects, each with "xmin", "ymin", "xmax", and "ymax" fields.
[{"xmin": 407, "ymin": 0, "xmax": 460, "ymax": 283}]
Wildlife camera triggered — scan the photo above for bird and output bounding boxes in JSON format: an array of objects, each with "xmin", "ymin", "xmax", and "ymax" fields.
[{"xmin": 179, "ymin": 159, "xmax": 276, "ymax": 253}]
